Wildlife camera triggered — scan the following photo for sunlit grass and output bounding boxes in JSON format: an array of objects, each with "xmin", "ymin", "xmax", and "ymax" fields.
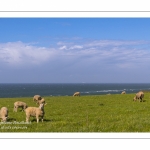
[{"xmin": 0, "ymin": 92, "xmax": 150, "ymax": 132}]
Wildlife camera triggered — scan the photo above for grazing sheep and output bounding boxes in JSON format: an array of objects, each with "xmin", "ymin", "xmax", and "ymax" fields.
[
  {"xmin": 33, "ymin": 95, "xmax": 42, "ymax": 103},
  {"xmin": 25, "ymin": 103, "xmax": 46, "ymax": 123},
  {"xmin": 14, "ymin": 101, "xmax": 28, "ymax": 112},
  {"xmin": 107, "ymin": 93, "xmax": 111, "ymax": 95},
  {"xmin": 73, "ymin": 92, "xmax": 80, "ymax": 97},
  {"xmin": 0, "ymin": 107, "xmax": 8, "ymax": 122},
  {"xmin": 36, "ymin": 98, "xmax": 46, "ymax": 105},
  {"xmin": 121, "ymin": 91, "xmax": 126, "ymax": 94},
  {"xmin": 133, "ymin": 91, "xmax": 144, "ymax": 102}
]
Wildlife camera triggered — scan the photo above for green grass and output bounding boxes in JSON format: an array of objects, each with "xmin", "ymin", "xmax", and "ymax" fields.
[{"xmin": 0, "ymin": 92, "xmax": 150, "ymax": 132}]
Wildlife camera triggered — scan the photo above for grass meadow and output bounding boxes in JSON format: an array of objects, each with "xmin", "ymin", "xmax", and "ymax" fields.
[{"xmin": 0, "ymin": 92, "xmax": 150, "ymax": 132}]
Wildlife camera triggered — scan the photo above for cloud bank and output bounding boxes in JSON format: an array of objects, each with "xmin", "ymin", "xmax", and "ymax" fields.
[
  {"xmin": 1, "ymin": 39, "xmax": 150, "ymax": 83},
  {"xmin": 0, "ymin": 40, "xmax": 150, "ymax": 69}
]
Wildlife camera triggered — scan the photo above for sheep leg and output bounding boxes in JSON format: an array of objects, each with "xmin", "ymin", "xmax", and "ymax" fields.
[
  {"xmin": 26, "ymin": 116, "xmax": 29, "ymax": 122},
  {"xmin": 37, "ymin": 118, "xmax": 39, "ymax": 123},
  {"xmin": 36, "ymin": 115, "xmax": 39, "ymax": 123},
  {"xmin": 13, "ymin": 106, "xmax": 16, "ymax": 112},
  {"xmin": 41, "ymin": 117, "xmax": 44, "ymax": 122},
  {"xmin": 22, "ymin": 106, "xmax": 24, "ymax": 111},
  {"xmin": 23, "ymin": 106, "xmax": 26, "ymax": 111},
  {"xmin": 15, "ymin": 106, "xmax": 18, "ymax": 112}
]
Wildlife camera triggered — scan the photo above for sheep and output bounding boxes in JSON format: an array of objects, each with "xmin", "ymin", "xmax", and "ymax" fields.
[
  {"xmin": 133, "ymin": 91, "xmax": 144, "ymax": 102},
  {"xmin": 121, "ymin": 91, "xmax": 126, "ymax": 94},
  {"xmin": 13, "ymin": 101, "xmax": 28, "ymax": 112},
  {"xmin": 107, "ymin": 93, "xmax": 111, "ymax": 95},
  {"xmin": 0, "ymin": 107, "xmax": 8, "ymax": 122},
  {"xmin": 73, "ymin": 92, "xmax": 80, "ymax": 97},
  {"xmin": 25, "ymin": 103, "xmax": 46, "ymax": 123},
  {"xmin": 36, "ymin": 98, "xmax": 46, "ymax": 105},
  {"xmin": 33, "ymin": 95, "xmax": 42, "ymax": 103}
]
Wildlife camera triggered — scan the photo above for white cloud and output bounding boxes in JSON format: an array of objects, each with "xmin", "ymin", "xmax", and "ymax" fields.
[
  {"xmin": 59, "ymin": 45, "xmax": 67, "ymax": 50},
  {"xmin": 0, "ymin": 40, "xmax": 150, "ymax": 70},
  {"xmin": 1, "ymin": 39, "xmax": 150, "ymax": 83},
  {"xmin": 69, "ymin": 45, "xmax": 83, "ymax": 50},
  {"xmin": 85, "ymin": 40, "xmax": 148, "ymax": 47},
  {"xmin": 0, "ymin": 41, "xmax": 54, "ymax": 66}
]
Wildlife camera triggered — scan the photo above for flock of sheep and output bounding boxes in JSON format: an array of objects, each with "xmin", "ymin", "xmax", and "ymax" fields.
[
  {"xmin": 0, "ymin": 95, "xmax": 46, "ymax": 123},
  {"xmin": 0, "ymin": 91, "xmax": 145, "ymax": 123},
  {"xmin": 74, "ymin": 91, "xmax": 145, "ymax": 102},
  {"xmin": 121, "ymin": 90, "xmax": 144, "ymax": 102}
]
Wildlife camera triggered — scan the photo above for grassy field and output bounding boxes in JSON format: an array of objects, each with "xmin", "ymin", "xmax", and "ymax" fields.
[{"xmin": 0, "ymin": 92, "xmax": 150, "ymax": 132}]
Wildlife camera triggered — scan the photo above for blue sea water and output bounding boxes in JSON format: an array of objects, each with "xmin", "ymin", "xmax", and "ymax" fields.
[{"xmin": 0, "ymin": 83, "xmax": 150, "ymax": 98}]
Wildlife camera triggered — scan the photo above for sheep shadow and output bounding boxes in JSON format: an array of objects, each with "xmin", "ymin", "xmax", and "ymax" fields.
[
  {"xmin": 17, "ymin": 108, "xmax": 25, "ymax": 112},
  {"xmin": 7, "ymin": 117, "xmax": 16, "ymax": 122},
  {"xmin": 29, "ymin": 118, "xmax": 52, "ymax": 122},
  {"xmin": 44, "ymin": 118, "xmax": 52, "ymax": 122},
  {"xmin": 134, "ymin": 99, "xmax": 146, "ymax": 102},
  {"xmin": 99, "ymin": 103, "xmax": 104, "ymax": 106},
  {"xmin": 139, "ymin": 99, "xmax": 146, "ymax": 102}
]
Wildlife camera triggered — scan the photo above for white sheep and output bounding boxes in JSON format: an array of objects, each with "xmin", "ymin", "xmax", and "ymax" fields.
[
  {"xmin": 25, "ymin": 103, "xmax": 46, "ymax": 123},
  {"xmin": 0, "ymin": 107, "xmax": 8, "ymax": 122},
  {"xmin": 133, "ymin": 91, "xmax": 144, "ymax": 102},
  {"xmin": 36, "ymin": 98, "xmax": 46, "ymax": 105},
  {"xmin": 33, "ymin": 95, "xmax": 42, "ymax": 103},
  {"xmin": 73, "ymin": 92, "xmax": 80, "ymax": 97},
  {"xmin": 14, "ymin": 101, "xmax": 28, "ymax": 112},
  {"xmin": 121, "ymin": 91, "xmax": 126, "ymax": 94}
]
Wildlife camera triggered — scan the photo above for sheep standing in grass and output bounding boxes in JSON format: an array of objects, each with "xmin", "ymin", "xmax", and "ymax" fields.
[
  {"xmin": 25, "ymin": 103, "xmax": 46, "ymax": 123},
  {"xmin": 0, "ymin": 107, "xmax": 8, "ymax": 122},
  {"xmin": 14, "ymin": 101, "xmax": 28, "ymax": 112},
  {"xmin": 33, "ymin": 95, "xmax": 42, "ymax": 103},
  {"xmin": 133, "ymin": 91, "xmax": 144, "ymax": 102},
  {"xmin": 73, "ymin": 92, "xmax": 80, "ymax": 97}
]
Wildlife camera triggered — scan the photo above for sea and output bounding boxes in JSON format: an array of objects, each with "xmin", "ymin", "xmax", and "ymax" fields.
[{"xmin": 0, "ymin": 83, "xmax": 150, "ymax": 98}]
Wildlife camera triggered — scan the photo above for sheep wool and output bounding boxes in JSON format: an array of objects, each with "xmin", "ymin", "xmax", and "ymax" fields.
[
  {"xmin": 36, "ymin": 98, "xmax": 46, "ymax": 105},
  {"xmin": 0, "ymin": 107, "xmax": 8, "ymax": 122},
  {"xmin": 25, "ymin": 103, "xmax": 45, "ymax": 123},
  {"xmin": 133, "ymin": 91, "xmax": 144, "ymax": 102},
  {"xmin": 14, "ymin": 101, "xmax": 28, "ymax": 112},
  {"xmin": 73, "ymin": 92, "xmax": 80, "ymax": 96}
]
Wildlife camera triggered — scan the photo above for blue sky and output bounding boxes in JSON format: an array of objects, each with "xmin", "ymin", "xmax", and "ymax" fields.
[{"xmin": 1, "ymin": 18, "xmax": 150, "ymax": 83}]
